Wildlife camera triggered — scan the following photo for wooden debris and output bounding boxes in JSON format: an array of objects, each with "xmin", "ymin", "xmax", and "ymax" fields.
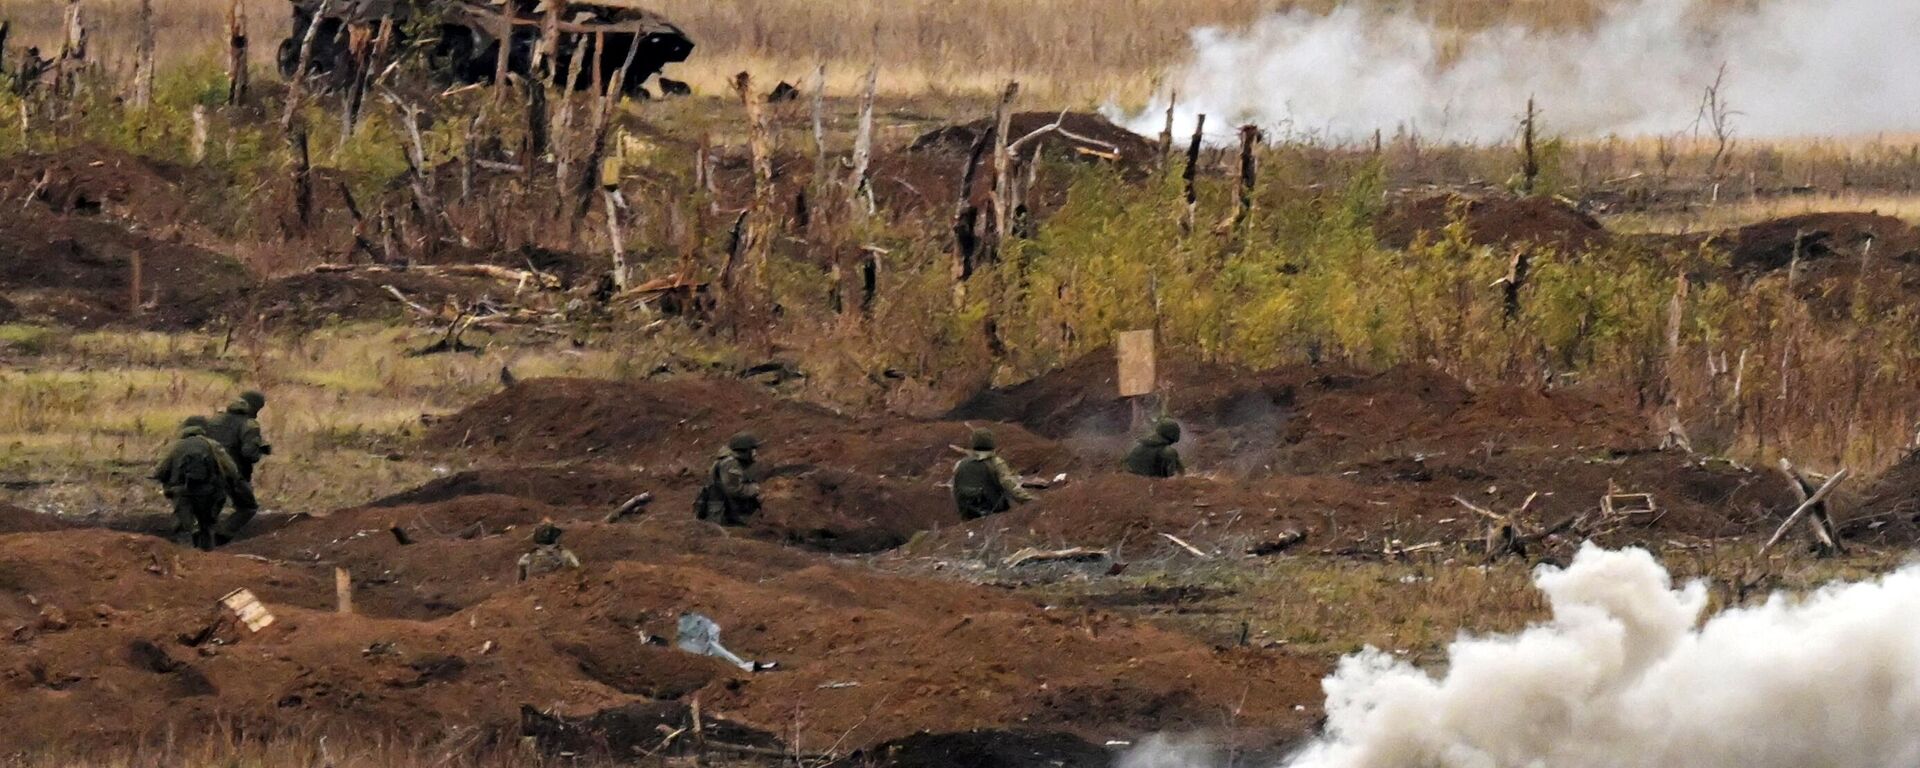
[
  {"xmin": 1247, "ymin": 529, "xmax": 1306, "ymax": 556},
  {"xmin": 1762, "ymin": 467, "xmax": 1849, "ymax": 556},
  {"xmin": 604, "ymin": 492, "xmax": 655, "ymax": 523},
  {"xmin": 1004, "ymin": 547, "xmax": 1109, "ymax": 568},
  {"xmin": 334, "ymin": 567, "xmax": 353, "ymax": 614},
  {"xmin": 219, "ymin": 588, "xmax": 275, "ymax": 632},
  {"xmin": 1160, "ymin": 533, "xmax": 1210, "ymax": 559},
  {"xmin": 390, "ymin": 525, "xmax": 414, "ymax": 546}
]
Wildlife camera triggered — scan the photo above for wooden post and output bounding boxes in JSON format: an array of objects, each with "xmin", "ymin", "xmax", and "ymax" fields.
[
  {"xmin": 288, "ymin": 121, "xmax": 312, "ymax": 230},
  {"xmin": 1233, "ymin": 124, "xmax": 1259, "ymax": 230},
  {"xmin": 690, "ymin": 695, "xmax": 707, "ymax": 768},
  {"xmin": 190, "ymin": 105, "xmax": 209, "ymax": 163},
  {"xmin": 225, "ymin": 0, "xmax": 248, "ymax": 105},
  {"xmin": 334, "ymin": 567, "xmax": 353, "ymax": 614},
  {"xmin": 1117, "ymin": 330, "xmax": 1157, "ymax": 431},
  {"xmin": 0, "ymin": 22, "xmax": 10, "ymax": 77},
  {"xmin": 1520, "ymin": 97, "xmax": 1540, "ymax": 195},
  {"xmin": 525, "ymin": 78, "xmax": 550, "ymax": 158},
  {"xmin": 129, "ymin": 249, "xmax": 143, "ymax": 318},
  {"xmin": 811, "ymin": 63, "xmax": 828, "ymax": 199},
  {"xmin": 492, "ymin": 5, "xmax": 513, "ymax": 99},
  {"xmin": 132, "ymin": 0, "xmax": 155, "ymax": 109},
  {"xmin": 1180, "ymin": 114, "xmax": 1206, "ymax": 235}
]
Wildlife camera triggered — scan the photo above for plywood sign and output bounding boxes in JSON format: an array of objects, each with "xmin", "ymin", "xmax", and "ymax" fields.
[{"xmin": 1116, "ymin": 330, "xmax": 1156, "ymax": 397}]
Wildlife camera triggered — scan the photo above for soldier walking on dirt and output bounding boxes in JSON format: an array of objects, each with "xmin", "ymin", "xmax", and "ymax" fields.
[
  {"xmin": 951, "ymin": 428, "xmax": 1034, "ymax": 520},
  {"xmin": 517, "ymin": 521, "xmax": 582, "ymax": 581},
  {"xmin": 697, "ymin": 432, "xmax": 763, "ymax": 526},
  {"xmin": 205, "ymin": 390, "xmax": 272, "ymax": 545},
  {"xmin": 150, "ymin": 416, "xmax": 243, "ymax": 551},
  {"xmin": 1124, "ymin": 419, "xmax": 1186, "ymax": 478}
]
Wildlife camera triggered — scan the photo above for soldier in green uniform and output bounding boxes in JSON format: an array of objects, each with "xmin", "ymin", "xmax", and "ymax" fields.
[
  {"xmin": 151, "ymin": 416, "xmax": 242, "ymax": 550},
  {"xmin": 698, "ymin": 433, "xmax": 762, "ymax": 526},
  {"xmin": 950, "ymin": 428, "xmax": 1034, "ymax": 520},
  {"xmin": 1124, "ymin": 419, "xmax": 1186, "ymax": 478},
  {"xmin": 205, "ymin": 390, "xmax": 271, "ymax": 544},
  {"xmin": 516, "ymin": 521, "xmax": 582, "ymax": 581}
]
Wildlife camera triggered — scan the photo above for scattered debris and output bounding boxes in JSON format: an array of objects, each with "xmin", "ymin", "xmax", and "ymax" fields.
[
  {"xmin": 675, "ymin": 612, "xmax": 772, "ymax": 673},
  {"xmin": 1003, "ymin": 547, "xmax": 1110, "ymax": 568},
  {"xmin": 219, "ymin": 589, "xmax": 275, "ymax": 632},
  {"xmin": 604, "ymin": 492, "xmax": 655, "ymax": 523},
  {"xmin": 1247, "ymin": 529, "xmax": 1307, "ymax": 556}
]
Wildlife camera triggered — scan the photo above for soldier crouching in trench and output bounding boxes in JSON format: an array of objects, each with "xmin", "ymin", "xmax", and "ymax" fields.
[
  {"xmin": 697, "ymin": 432, "xmax": 763, "ymax": 526},
  {"xmin": 517, "ymin": 521, "xmax": 582, "ymax": 581},
  {"xmin": 151, "ymin": 416, "xmax": 243, "ymax": 551},
  {"xmin": 1125, "ymin": 418, "xmax": 1186, "ymax": 478},
  {"xmin": 951, "ymin": 428, "xmax": 1034, "ymax": 520}
]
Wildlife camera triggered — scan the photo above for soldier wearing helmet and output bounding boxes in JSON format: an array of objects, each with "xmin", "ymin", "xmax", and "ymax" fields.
[
  {"xmin": 698, "ymin": 432, "xmax": 763, "ymax": 525},
  {"xmin": 1124, "ymin": 419, "xmax": 1186, "ymax": 478},
  {"xmin": 950, "ymin": 428, "xmax": 1034, "ymax": 520}
]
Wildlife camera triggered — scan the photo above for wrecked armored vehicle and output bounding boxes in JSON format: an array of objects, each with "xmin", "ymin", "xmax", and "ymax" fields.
[{"xmin": 278, "ymin": 0, "xmax": 692, "ymax": 95}]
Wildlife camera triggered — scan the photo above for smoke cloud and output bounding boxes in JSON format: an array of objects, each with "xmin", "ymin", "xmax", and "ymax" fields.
[
  {"xmin": 1170, "ymin": 545, "xmax": 1920, "ymax": 768},
  {"xmin": 1124, "ymin": 0, "xmax": 1920, "ymax": 142}
]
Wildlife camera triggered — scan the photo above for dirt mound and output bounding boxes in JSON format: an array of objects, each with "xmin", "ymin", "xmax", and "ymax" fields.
[
  {"xmin": 0, "ymin": 210, "xmax": 254, "ymax": 329},
  {"xmin": 1722, "ymin": 212, "xmax": 1920, "ymax": 271},
  {"xmin": 0, "ymin": 522, "xmax": 1322, "ymax": 754},
  {"xmin": 910, "ymin": 112, "xmax": 1157, "ymax": 167},
  {"xmin": 869, "ymin": 730, "xmax": 1111, "ymax": 768},
  {"xmin": 1846, "ymin": 451, "xmax": 1920, "ymax": 543},
  {"xmin": 1377, "ymin": 193, "xmax": 1612, "ymax": 253},
  {"xmin": 235, "ymin": 269, "xmax": 509, "ymax": 328},
  {"xmin": 430, "ymin": 377, "xmax": 1075, "ymax": 478},
  {"xmin": 0, "ymin": 146, "xmax": 200, "ymax": 232},
  {"xmin": 369, "ymin": 465, "xmax": 654, "ymax": 509},
  {"xmin": 957, "ymin": 350, "xmax": 1648, "ymax": 475},
  {"xmin": 0, "ymin": 504, "xmax": 79, "ymax": 535}
]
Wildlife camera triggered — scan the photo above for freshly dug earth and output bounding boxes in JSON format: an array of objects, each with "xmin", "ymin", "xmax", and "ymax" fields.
[
  {"xmin": 0, "ymin": 520, "xmax": 1323, "ymax": 754},
  {"xmin": 909, "ymin": 112, "xmax": 1158, "ymax": 168},
  {"xmin": 237, "ymin": 269, "xmax": 513, "ymax": 328},
  {"xmin": 0, "ymin": 210, "xmax": 253, "ymax": 329},
  {"xmin": 1720, "ymin": 212, "xmax": 1920, "ymax": 271},
  {"xmin": 1376, "ymin": 192, "xmax": 1612, "ymax": 253}
]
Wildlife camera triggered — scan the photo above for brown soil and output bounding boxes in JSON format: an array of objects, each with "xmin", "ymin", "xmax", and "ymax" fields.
[
  {"xmin": 1377, "ymin": 192, "xmax": 1612, "ymax": 253},
  {"xmin": 0, "ymin": 504, "xmax": 79, "ymax": 535},
  {"xmin": 0, "ymin": 145, "xmax": 204, "ymax": 234},
  {"xmin": 0, "ymin": 520, "xmax": 1322, "ymax": 755},
  {"xmin": 909, "ymin": 112, "xmax": 1158, "ymax": 169},
  {"xmin": 0, "ymin": 209, "xmax": 254, "ymax": 329},
  {"xmin": 237, "ymin": 269, "xmax": 509, "ymax": 328},
  {"xmin": 1721, "ymin": 212, "xmax": 1920, "ymax": 271}
]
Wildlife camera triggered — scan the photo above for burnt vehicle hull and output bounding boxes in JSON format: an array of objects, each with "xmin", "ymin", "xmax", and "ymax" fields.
[{"xmin": 279, "ymin": 0, "xmax": 692, "ymax": 95}]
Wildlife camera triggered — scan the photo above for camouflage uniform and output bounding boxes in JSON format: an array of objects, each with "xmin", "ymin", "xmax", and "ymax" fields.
[
  {"xmin": 951, "ymin": 429, "xmax": 1034, "ymax": 520},
  {"xmin": 151, "ymin": 418, "xmax": 242, "ymax": 550},
  {"xmin": 205, "ymin": 391, "xmax": 271, "ymax": 542},
  {"xmin": 698, "ymin": 433, "xmax": 763, "ymax": 526},
  {"xmin": 1124, "ymin": 420, "xmax": 1186, "ymax": 478},
  {"xmin": 516, "ymin": 523, "xmax": 581, "ymax": 580}
]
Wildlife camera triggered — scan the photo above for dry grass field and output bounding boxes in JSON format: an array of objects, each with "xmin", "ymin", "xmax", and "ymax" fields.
[{"xmin": 0, "ymin": 0, "xmax": 1749, "ymax": 103}]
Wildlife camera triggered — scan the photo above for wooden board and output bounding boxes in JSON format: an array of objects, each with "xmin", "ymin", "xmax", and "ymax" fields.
[{"xmin": 1116, "ymin": 330, "xmax": 1156, "ymax": 397}]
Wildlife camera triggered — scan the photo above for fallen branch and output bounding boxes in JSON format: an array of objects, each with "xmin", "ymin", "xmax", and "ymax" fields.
[
  {"xmin": 381, "ymin": 285, "xmax": 437, "ymax": 316},
  {"xmin": 1761, "ymin": 468, "xmax": 1850, "ymax": 556},
  {"xmin": 1160, "ymin": 533, "xmax": 1210, "ymax": 559}
]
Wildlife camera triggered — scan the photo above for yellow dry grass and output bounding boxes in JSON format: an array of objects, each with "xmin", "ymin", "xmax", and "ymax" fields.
[{"xmin": 0, "ymin": 0, "xmax": 1736, "ymax": 103}]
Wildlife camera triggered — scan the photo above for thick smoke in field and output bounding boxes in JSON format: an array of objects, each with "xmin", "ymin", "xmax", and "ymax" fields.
[
  {"xmin": 1125, "ymin": 0, "xmax": 1920, "ymax": 142},
  {"xmin": 1133, "ymin": 545, "xmax": 1920, "ymax": 768}
]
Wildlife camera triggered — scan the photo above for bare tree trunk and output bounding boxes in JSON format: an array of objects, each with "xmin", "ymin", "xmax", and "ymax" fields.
[
  {"xmin": 1232, "ymin": 124, "xmax": 1259, "ymax": 230},
  {"xmin": 811, "ymin": 63, "xmax": 828, "ymax": 196},
  {"xmin": 493, "ymin": 6, "xmax": 513, "ymax": 99},
  {"xmin": 604, "ymin": 188, "xmax": 628, "ymax": 289},
  {"xmin": 280, "ymin": 0, "xmax": 331, "ymax": 132},
  {"xmin": 131, "ymin": 0, "xmax": 155, "ymax": 109},
  {"xmin": 190, "ymin": 105, "xmax": 209, "ymax": 163},
  {"xmin": 1180, "ymin": 114, "xmax": 1206, "ymax": 235},
  {"xmin": 847, "ymin": 63, "xmax": 877, "ymax": 224},
  {"xmin": 57, "ymin": 0, "xmax": 86, "ymax": 100},
  {"xmin": 226, "ymin": 0, "xmax": 248, "ymax": 105},
  {"xmin": 732, "ymin": 72, "xmax": 776, "ymax": 334},
  {"xmin": 1158, "ymin": 92, "xmax": 1176, "ymax": 168},
  {"xmin": 288, "ymin": 121, "xmax": 312, "ymax": 232},
  {"xmin": 989, "ymin": 81, "xmax": 1019, "ymax": 256}
]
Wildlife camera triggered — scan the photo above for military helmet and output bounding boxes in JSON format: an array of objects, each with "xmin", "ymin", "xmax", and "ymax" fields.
[
  {"xmin": 533, "ymin": 521, "xmax": 563, "ymax": 545},
  {"xmin": 240, "ymin": 390, "xmax": 267, "ymax": 413},
  {"xmin": 969, "ymin": 428, "xmax": 996, "ymax": 451},
  {"xmin": 728, "ymin": 432, "xmax": 761, "ymax": 452},
  {"xmin": 1155, "ymin": 419, "xmax": 1182, "ymax": 442},
  {"xmin": 226, "ymin": 397, "xmax": 252, "ymax": 415},
  {"xmin": 182, "ymin": 415, "xmax": 210, "ymax": 429}
]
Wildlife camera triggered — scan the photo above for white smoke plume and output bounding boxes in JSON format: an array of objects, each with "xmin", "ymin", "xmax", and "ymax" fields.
[
  {"xmin": 1125, "ymin": 0, "xmax": 1920, "ymax": 142},
  {"xmin": 1203, "ymin": 544, "xmax": 1920, "ymax": 768}
]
